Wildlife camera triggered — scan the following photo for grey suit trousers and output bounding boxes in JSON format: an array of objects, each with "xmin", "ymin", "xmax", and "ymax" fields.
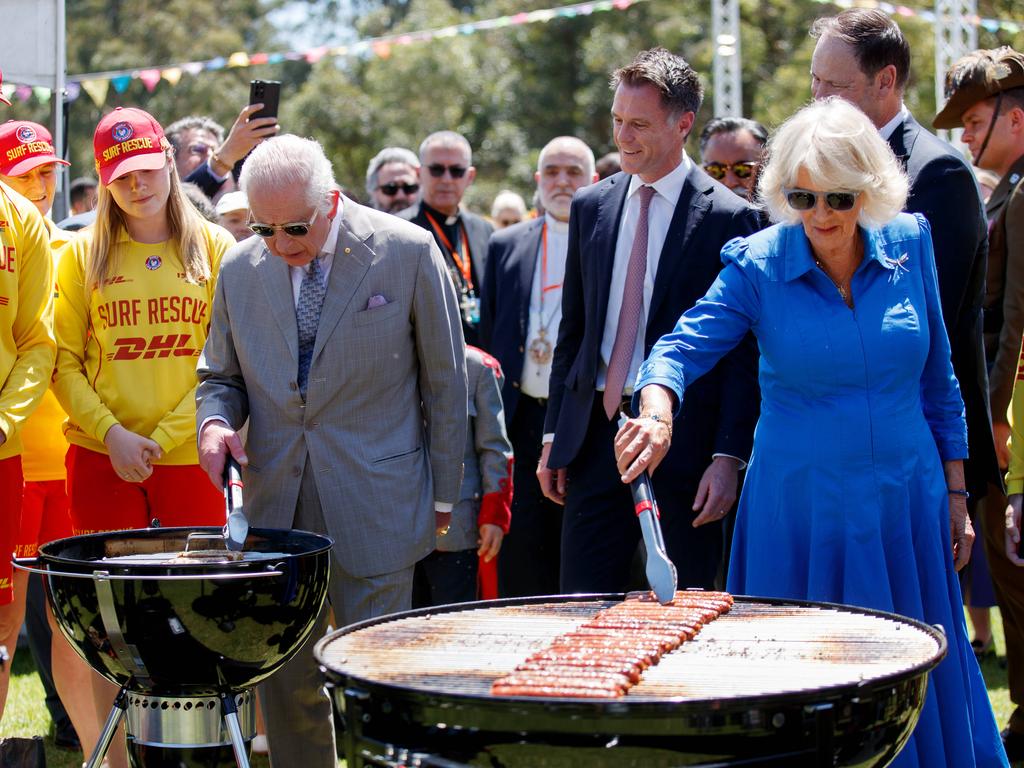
[{"xmin": 259, "ymin": 456, "xmax": 414, "ymax": 768}]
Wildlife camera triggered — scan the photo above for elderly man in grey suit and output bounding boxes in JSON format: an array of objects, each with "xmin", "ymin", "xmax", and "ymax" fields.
[{"xmin": 195, "ymin": 134, "xmax": 468, "ymax": 767}]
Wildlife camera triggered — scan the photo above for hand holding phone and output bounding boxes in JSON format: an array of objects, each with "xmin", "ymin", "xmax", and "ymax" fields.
[{"xmin": 211, "ymin": 85, "xmax": 281, "ymax": 175}]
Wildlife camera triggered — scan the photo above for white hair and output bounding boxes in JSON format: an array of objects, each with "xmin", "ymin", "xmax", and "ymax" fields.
[
  {"xmin": 491, "ymin": 190, "xmax": 527, "ymax": 219},
  {"xmin": 537, "ymin": 136, "xmax": 596, "ymax": 178},
  {"xmin": 757, "ymin": 97, "xmax": 908, "ymax": 226},
  {"xmin": 240, "ymin": 134, "xmax": 337, "ymax": 213}
]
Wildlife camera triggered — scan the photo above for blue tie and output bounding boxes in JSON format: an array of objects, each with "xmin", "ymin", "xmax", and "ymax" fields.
[{"xmin": 296, "ymin": 257, "xmax": 326, "ymax": 397}]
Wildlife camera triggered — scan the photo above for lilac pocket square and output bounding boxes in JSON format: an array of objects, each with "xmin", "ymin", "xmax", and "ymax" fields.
[{"xmin": 366, "ymin": 294, "xmax": 388, "ymax": 309}]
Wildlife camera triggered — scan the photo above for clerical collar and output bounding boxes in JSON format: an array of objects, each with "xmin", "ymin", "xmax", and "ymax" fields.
[
  {"xmin": 423, "ymin": 200, "xmax": 460, "ymax": 226},
  {"xmin": 544, "ymin": 212, "xmax": 569, "ymax": 234}
]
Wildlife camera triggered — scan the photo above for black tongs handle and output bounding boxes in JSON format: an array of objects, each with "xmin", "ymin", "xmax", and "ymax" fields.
[
  {"xmin": 224, "ymin": 455, "xmax": 243, "ymax": 507},
  {"xmin": 222, "ymin": 455, "xmax": 248, "ymax": 551}
]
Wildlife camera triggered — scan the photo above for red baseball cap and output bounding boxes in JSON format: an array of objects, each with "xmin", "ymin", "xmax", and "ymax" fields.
[
  {"xmin": 0, "ymin": 69, "xmax": 10, "ymax": 106},
  {"xmin": 0, "ymin": 121, "xmax": 70, "ymax": 177},
  {"xmin": 93, "ymin": 107, "xmax": 170, "ymax": 185}
]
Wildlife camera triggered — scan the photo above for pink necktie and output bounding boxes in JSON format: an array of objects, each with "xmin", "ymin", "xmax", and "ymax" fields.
[{"xmin": 604, "ymin": 184, "xmax": 656, "ymax": 420}]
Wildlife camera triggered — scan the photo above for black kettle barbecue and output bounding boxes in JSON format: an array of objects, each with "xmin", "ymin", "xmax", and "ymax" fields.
[{"xmin": 15, "ymin": 457, "xmax": 332, "ymax": 768}]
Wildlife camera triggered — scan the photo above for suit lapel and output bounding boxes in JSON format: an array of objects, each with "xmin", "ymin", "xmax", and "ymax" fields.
[
  {"xmin": 312, "ymin": 202, "xmax": 373, "ymax": 361},
  {"xmin": 648, "ymin": 166, "xmax": 711, "ymax": 321},
  {"xmin": 256, "ymin": 246, "xmax": 300, "ymax": 363},
  {"xmin": 516, "ymin": 219, "xmax": 544, "ymax": 337},
  {"xmin": 595, "ymin": 177, "xmax": 630, "ymax": 326}
]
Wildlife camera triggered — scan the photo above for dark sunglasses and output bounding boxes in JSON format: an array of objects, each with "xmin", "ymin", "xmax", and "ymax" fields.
[
  {"xmin": 248, "ymin": 207, "xmax": 321, "ymax": 238},
  {"xmin": 379, "ymin": 182, "xmax": 420, "ymax": 196},
  {"xmin": 427, "ymin": 164, "xmax": 468, "ymax": 179},
  {"xmin": 783, "ymin": 188, "xmax": 859, "ymax": 212},
  {"xmin": 703, "ymin": 161, "xmax": 757, "ymax": 180}
]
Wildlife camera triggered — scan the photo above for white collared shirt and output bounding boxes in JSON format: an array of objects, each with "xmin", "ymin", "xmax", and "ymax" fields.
[
  {"xmin": 597, "ymin": 153, "xmax": 691, "ymax": 393},
  {"xmin": 521, "ymin": 214, "xmax": 569, "ymax": 399},
  {"xmin": 288, "ymin": 205, "xmax": 342, "ymax": 307},
  {"xmin": 878, "ymin": 104, "xmax": 909, "ymax": 141}
]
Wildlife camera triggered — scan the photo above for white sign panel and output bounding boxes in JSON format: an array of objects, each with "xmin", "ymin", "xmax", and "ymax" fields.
[{"xmin": 0, "ymin": 0, "xmax": 61, "ymax": 88}]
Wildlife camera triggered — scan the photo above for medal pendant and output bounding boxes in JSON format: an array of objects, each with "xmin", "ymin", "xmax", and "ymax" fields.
[{"xmin": 528, "ymin": 331, "xmax": 553, "ymax": 364}]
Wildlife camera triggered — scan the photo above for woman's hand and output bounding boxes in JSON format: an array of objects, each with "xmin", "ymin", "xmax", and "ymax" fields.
[
  {"xmin": 614, "ymin": 385, "xmax": 676, "ymax": 483},
  {"xmin": 949, "ymin": 491, "xmax": 974, "ymax": 572},
  {"xmin": 104, "ymin": 424, "xmax": 162, "ymax": 483},
  {"xmin": 1005, "ymin": 494, "xmax": 1024, "ymax": 566},
  {"xmin": 478, "ymin": 524, "xmax": 504, "ymax": 562}
]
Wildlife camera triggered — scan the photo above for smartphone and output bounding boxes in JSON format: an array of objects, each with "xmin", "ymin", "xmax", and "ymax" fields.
[{"xmin": 249, "ymin": 80, "xmax": 281, "ymax": 120}]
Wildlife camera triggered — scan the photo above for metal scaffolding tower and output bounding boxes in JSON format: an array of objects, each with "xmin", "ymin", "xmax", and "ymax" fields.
[
  {"xmin": 711, "ymin": 0, "xmax": 742, "ymax": 117},
  {"xmin": 934, "ymin": 0, "xmax": 978, "ymax": 143}
]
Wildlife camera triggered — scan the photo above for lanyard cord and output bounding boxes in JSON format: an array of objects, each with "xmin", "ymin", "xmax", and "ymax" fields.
[{"xmin": 424, "ymin": 211, "xmax": 473, "ymax": 291}]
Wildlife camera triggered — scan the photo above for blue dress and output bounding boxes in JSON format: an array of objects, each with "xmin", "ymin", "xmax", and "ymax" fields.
[{"xmin": 635, "ymin": 213, "xmax": 1007, "ymax": 767}]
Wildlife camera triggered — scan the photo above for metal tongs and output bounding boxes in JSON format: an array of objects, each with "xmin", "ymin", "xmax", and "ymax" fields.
[
  {"xmin": 618, "ymin": 412, "xmax": 678, "ymax": 604},
  {"xmin": 223, "ymin": 455, "xmax": 249, "ymax": 552}
]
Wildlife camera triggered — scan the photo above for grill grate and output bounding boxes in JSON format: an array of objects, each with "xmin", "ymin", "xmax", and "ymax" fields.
[{"xmin": 319, "ymin": 599, "xmax": 941, "ymax": 701}]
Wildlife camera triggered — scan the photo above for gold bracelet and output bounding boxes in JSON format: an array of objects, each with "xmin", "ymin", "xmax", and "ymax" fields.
[
  {"xmin": 639, "ymin": 412, "xmax": 672, "ymax": 438},
  {"xmin": 210, "ymin": 151, "xmax": 231, "ymax": 176}
]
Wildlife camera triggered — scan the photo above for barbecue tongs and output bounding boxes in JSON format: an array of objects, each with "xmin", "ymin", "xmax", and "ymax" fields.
[
  {"xmin": 223, "ymin": 456, "xmax": 249, "ymax": 551},
  {"xmin": 618, "ymin": 413, "xmax": 678, "ymax": 604}
]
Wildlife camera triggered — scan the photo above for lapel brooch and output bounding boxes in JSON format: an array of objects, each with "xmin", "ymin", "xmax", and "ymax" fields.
[{"xmin": 884, "ymin": 253, "xmax": 910, "ymax": 273}]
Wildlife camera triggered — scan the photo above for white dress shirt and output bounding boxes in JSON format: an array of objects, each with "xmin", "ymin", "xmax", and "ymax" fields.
[
  {"xmin": 878, "ymin": 104, "xmax": 909, "ymax": 141},
  {"xmin": 521, "ymin": 214, "xmax": 569, "ymax": 399},
  {"xmin": 597, "ymin": 154, "xmax": 691, "ymax": 393}
]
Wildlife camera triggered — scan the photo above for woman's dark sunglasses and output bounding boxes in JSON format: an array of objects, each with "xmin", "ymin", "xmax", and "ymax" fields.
[
  {"xmin": 379, "ymin": 182, "xmax": 420, "ymax": 196},
  {"xmin": 703, "ymin": 161, "xmax": 757, "ymax": 180},
  {"xmin": 248, "ymin": 208, "xmax": 321, "ymax": 238},
  {"xmin": 427, "ymin": 164, "xmax": 468, "ymax": 179},
  {"xmin": 783, "ymin": 188, "xmax": 859, "ymax": 212}
]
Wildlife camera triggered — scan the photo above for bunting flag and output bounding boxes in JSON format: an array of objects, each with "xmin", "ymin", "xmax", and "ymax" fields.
[{"xmin": 3, "ymin": 0, "xmax": 1020, "ymax": 105}]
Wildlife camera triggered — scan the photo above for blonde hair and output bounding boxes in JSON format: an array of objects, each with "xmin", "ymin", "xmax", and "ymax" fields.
[
  {"xmin": 86, "ymin": 151, "xmax": 211, "ymax": 292},
  {"xmin": 757, "ymin": 97, "xmax": 908, "ymax": 226}
]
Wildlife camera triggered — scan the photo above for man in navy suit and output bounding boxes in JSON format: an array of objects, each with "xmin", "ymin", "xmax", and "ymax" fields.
[
  {"xmin": 810, "ymin": 9, "xmax": 999, "ymax": 507},
  {"xmin": 538, "ymin": 49, "xmax": 761, "ymax": 593},
  {"xmin": 481, "ymin": 136, "xmax": 598, "ymax": 596}
]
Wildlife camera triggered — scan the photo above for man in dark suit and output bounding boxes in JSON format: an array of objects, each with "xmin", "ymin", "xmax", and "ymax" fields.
[
  {"xmin": 810, "ymin": 9, "xmax": 999, "ymax": 507},
  {"xmin": 400, "ymin": 131, "xmax": 493, "ymax": 346},
  {"xmin": 538, "ymin": 48, "xmax": 761, "ymax": 593},
  {"xmin": 480, "ymin": 136, "xmax": 598, "ymax": 596}
]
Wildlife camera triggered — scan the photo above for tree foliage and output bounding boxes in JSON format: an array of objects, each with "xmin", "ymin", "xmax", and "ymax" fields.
[{"xmin": 3, "ymin": 0, "xmax": 1022, "ymax": 211}]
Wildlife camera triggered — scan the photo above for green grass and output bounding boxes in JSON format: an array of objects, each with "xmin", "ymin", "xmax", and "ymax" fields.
[{"xmin": 0, "ymin": 612, "xmax": 1019, "ymax": 766}]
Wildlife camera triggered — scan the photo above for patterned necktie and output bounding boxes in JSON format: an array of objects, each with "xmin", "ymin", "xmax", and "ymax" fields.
[
  {"xmin": 296, "ymin": 256, "xmax": 326, "ymax": 397},
  {"xmin": 604, "ymin": 184, "xmax": 656, "ymax": 420}
]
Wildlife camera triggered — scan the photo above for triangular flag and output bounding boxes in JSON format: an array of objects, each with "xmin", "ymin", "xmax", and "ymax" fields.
[
  {"xmin": 371, "ymin": 41, "xmax": 391, "ymax": 59},
  {"xmin": 111, "ymin": 75, "xmax": 131, "ymax": 93},
  {"xmin": 306, "ymin": 46, "xmax": 328, "ymax": 63},
  {"xmin": 15, "ymin": 85, "xmax": 32, "ymax": 102},
  {"xmin": 182, "ymin": 62, "xmax": 204, "ymax": 76},
  {"xmin": 249, "ymin": 53, "xmax": 269, "ymax": 65},
  {"xmin": 228, "ymin": 51, "xmax": 250, "ymax": 67},
  {"xmin": 139, "ymin": 69, "xmax": 161, "ymax": 92},
  {"xmin": 81, "ymin": 79, "xmax": 109, "ymax": 106},
  {"xmin": 33, "ymin": 86, "xmax": 51, "ymax": 104},
  {"xmin": 65, "ymin": 82, "xmax": 81, "ymax": 102},
  {"xmin": 206, "ymin": 57, "xmax": 227, "ymax": 70},
  {"xmin": 162, "ymin": 67, "xmax": 182, "ymax": 86}
]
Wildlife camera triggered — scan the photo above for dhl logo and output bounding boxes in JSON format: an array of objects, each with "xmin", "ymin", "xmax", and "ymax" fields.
[
  {"xmin": 105, "ymin": 333, "xmax": 200, "ymax": 361},
  {"xmin": 0, "ymin": 297, "xmax": 8, "ymax": 306}
]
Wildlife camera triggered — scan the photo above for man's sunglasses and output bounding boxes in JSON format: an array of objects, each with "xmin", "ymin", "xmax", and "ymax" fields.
[
  {"xmin": 783, "ymin": 188, "xmax": 860, "ymax": 212},
  {"xmin": 248, "ymin": 207, "xmax": 321, "ymax": 238},
  {"xmin": 703, "ymin": 161, "xmax": 757, "ymax": 180},
  {"xmin": 379, "ymin": 182, "xmax": 420, "ymax": 196},
  {"xmin": 427, "ymin": 164, "xmax": 468, "ymax": 179}
]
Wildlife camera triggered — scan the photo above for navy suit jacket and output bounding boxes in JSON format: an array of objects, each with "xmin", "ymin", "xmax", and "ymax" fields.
[
  {"xmin": 543, "ymin": 166, "xmax": 761, "ymax": 477},
  {"xmin": 479, "ymin": 217, "xmax": 545, "ymax": 419},
  {"xmin": 889, "ymin": 113, "xmax": 999, "ymax": 496}
]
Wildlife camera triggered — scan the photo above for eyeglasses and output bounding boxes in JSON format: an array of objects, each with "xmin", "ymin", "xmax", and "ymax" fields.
[
  {"xmin": 378, "ymin": 182, "xmax": 420, "ymax": 196},
  {"xmin": 703, "ymin": 161, "xmax": 757, "ymax": 181},
  {"xmin": 427, "ymin": 164, "xmax": 468, "ymax": 179},
  {"xmin": 783, "ymin": 188, "xmax": 860, "ymax": 212},
  {"xmin": 248, "ymin": 207, "xmax": 321, "ymax": 238}
]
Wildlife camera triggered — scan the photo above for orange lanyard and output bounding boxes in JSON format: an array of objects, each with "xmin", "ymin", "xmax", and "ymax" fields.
[
  {"xmin": 539, "ymin": 223, "xmax": 562, "ymax": 296},
  {"xmin": 424, "ymin": 211, "xmax": 473, "ymax": 291}
]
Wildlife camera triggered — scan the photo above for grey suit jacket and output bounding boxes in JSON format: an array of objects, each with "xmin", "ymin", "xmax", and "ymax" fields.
[{"xmin": 196, "ymin": 199, "xmax": 468, "ymax": 578}]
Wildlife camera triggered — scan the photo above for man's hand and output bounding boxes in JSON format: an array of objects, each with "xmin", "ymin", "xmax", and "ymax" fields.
[
  {"xmin": 995, "ymin": 420, "xmax": 1012, "ymax": 471},
  {"xmin": 1006, "ymin": 494, "xmax": 1024, "ymax": 566},
  {"xmin": 212, "ymin": 104, "xmax": 280, "ymax": 172},
  {"xmin": 691, "ymin": 456, "xmax": 740, "ymax": 527},
  {"xmin": 478, "ymin": 524, "xmax": 504, "ymax": 562},
  {"xmin": 537, "ymin": 441, "xmax": 566, "ymax": 505},
  {"xmin": 614, "ymin": 415, "xmax": 671, "ymax": 482},
  {"xmin": 104, "ymin": 424, "xmax": 162, "ymax": 483},
  {"xmin": 198, "ymin": 421, "xmax": 248, "ymax": 489}
]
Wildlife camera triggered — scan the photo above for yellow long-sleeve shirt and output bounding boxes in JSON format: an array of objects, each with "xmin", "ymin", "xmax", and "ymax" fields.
[
  {"xmin": 1007, "ymin": 338, "xmax": 1024, "ymax": 495},
  {"xmin": 0, "ymin": 181, "xmax": 55, "ymax": 461},
  {"xmin": 20, "ymin": 224, "xmax": 76, "ymax": 482},
  {"xmin": 53, "ymin": 222, "xmax": 233, "ymax": 464}
]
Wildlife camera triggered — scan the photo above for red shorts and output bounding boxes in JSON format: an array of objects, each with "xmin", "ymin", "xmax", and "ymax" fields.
[
  {"xmin": 0, "ymin": 456, "xmax": 23, "ymax": 605},
  {"xmin": 65, "ymin": 445, "xmax": 224, "ymax": 535},
  {"xmin": 17, "ymin": 480, "xmax": 73, "ymax": 558}
]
